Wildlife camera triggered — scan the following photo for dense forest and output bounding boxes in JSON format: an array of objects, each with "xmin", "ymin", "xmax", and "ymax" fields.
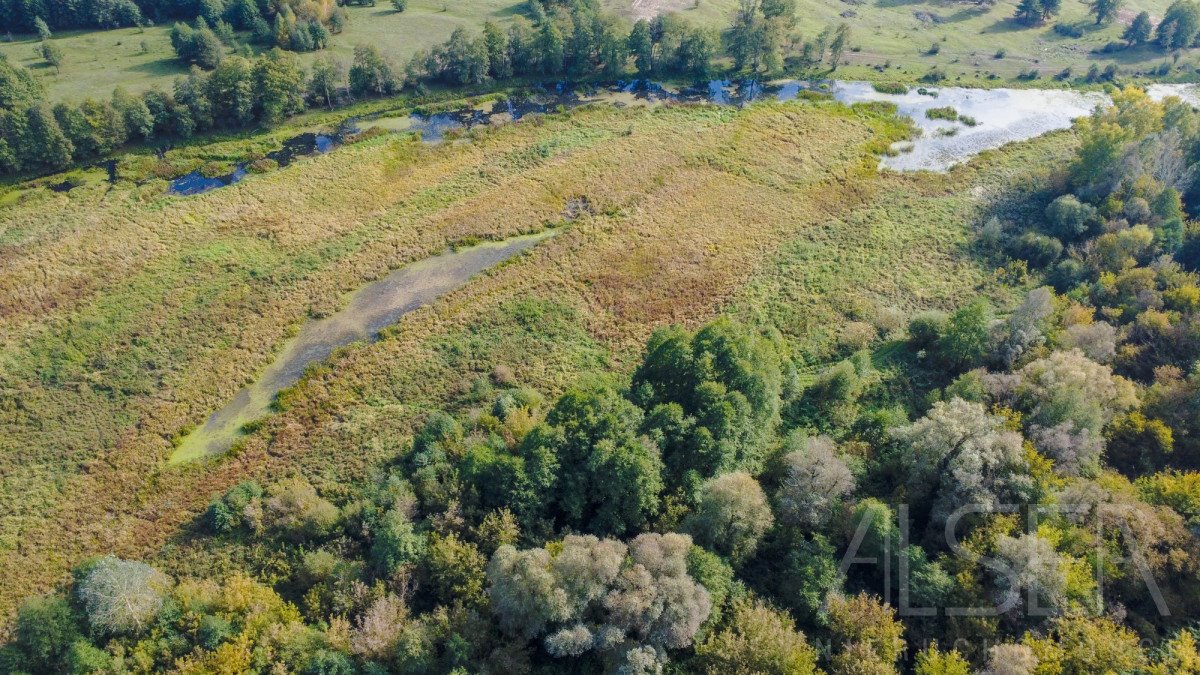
[{"xmin": 5, "ymin": 87, "xmax": 1200, "ymax": 674}]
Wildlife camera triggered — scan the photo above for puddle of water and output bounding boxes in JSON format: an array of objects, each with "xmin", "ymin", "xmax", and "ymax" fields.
[
  {"xmin": 170, "ymin": 231, "xmax": 554, "ymax": 463},
  {"xmin": 169, "ymin": 165, "xmax": 249, "ymax": 196}
]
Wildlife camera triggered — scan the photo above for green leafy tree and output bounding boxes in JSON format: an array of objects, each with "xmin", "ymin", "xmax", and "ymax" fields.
[
  {"xmin": 520, "ymin": 384, "xmax": 664, "ymax": 536},
  {"xmin": 392, "ymin": 0, "xmax": 407, "ymax": 11},
  {"xmin": 828, "ymin": 23, "xmax": 850, "ymax": 69},
  {"xmin": 444, "ymin": 27, "xmax": 490, "ymax": 84},
  {"xmin": 307, "ymin": 55, "xmax": 345, "ymax": 109},
  {"xmin": 34, "ymin": 16, "xmax": 51, "ymax": 40},
  {"xmin": 1124, "ymin": 11, "xmax": 1153, "ymax": 44},
  {"xmin": 628, "ymin": 19, "xmax": 654, "ymax": 75},
  {"xmin": 676, "ymin": 25, "xmax": 719, "ymax": 77},
  {"xmin": 349, "ymin": 44, "xmax": 398, "ymax": 97},
  {"xmin": 1157, "ymin": 0, "xmax": 1200, "ymax": 49},
  {"xmin": 483, "ymin": 21, "xmax": 513, "ymax": 79},
  {"xmin": 112, "ymin": 86, "xmax": 153, "ymax": 140},
  {"xmin": 15, "ymin": 596, "xmax": 80, "ymax": 671},
  {"xmin": 24, "ymin": 102, "xmax": 73, "ymax": 169},
  {"xmin": 634, "ymin": 319, "xmax": 786, "ymax": 488},
  {"xmin": 727, "ymin": 0, "xmax": 769, "ymax": 73},
  {"xmin": 536, "ymin": 21, "xmax": 564, "ymax": 74},
  {"xmin": 0, "ymin": 56, "xmax": 44, "ymax": 108},
  {"xmin": 254, "ymin": 48, "xmax": 305, "ymax": 124},
  {"xmin": 39, "ymin": 40, "xmax": 63, "ymax": 72},
  {"xmin": 935, "ymin": 298, "xmax": 993, "ymax": 372},
  {"xmin": 1089, "ymin": 0, "xmax": 1122, "ymax": 24},
  {"xmin": 207, "ymin": 54, "xmax": 255, "ymax": 127},
  {"xmin": 371, "ymin": 507, "xmax": 426, "ymax": 575},
  {"xmin": 685, "ymin": 471, "xmax": 774, "ymax": 565}
]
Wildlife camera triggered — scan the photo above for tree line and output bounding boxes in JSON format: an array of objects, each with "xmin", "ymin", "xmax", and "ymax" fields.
[
  {"xmin": 0, "ymin": 0, "xmax": 340, "ymax": 33},
  {"xmin": 0, "ymin": 0, "xmax": 852, "ymax": 179}
]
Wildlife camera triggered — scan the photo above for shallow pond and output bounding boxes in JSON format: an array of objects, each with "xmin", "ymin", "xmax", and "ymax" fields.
[
  {"xmin": 815, "ymin": 82, "xmax": 1108, "ymax": 171},
  {"xmin": 1148, "ymin": 83, "xmax": 1200, "ymax": 107},
  {"xmin": 170, "ymin": 231, "xmax": 554, "ymax": 463}
]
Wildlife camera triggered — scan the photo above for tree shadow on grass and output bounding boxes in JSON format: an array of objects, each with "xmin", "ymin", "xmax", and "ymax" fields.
[
  {"xmin": 123, "ymin": 57, "xmax": 189, "ymax": 78},
  {"xmin": 982, "ymin": 17, "xmax": 1036, "ymax": 34}
]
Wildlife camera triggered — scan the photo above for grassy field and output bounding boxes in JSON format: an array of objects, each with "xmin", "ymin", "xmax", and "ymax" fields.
[
  {"xmin": 603, "ymin": 0, "xmax": 1189, "ymax": 83},
  {"xmin": 0, "ymin": 86, "xmax": 1073, "ymax": 616},
  {"xmin": 1, "ymin": 0, "xmax": 1193, "ymax": 104},
  {"xmin": 0, "ymin": 0, "xmax": 528, "ymax": 102}
]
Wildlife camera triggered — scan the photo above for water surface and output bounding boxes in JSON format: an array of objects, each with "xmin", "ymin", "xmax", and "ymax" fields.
[
  {"xmin": 170, "ymin": 232, "xmax": 553, "ymax": 463},
  {"xmin": 168, "ymin": 132, "xmax": 336, "ymax": 196},
  {"xmin": 820, "ymin": 82, "xmax": 1107, "ymax": 171},
  {"xmin": 357, "ymin": 80, "xmax": 1108, "ymax": 172}
]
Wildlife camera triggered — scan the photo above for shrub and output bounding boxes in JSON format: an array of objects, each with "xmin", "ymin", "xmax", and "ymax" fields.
[
  {"xmin": 15, "ymin": 596, "xmax": 79, "ymax": 670},
  {"xmin": 1012, "ymin": 231, "xmax": 1064, "ymax": 268},
  {"xmin": 205, "ymin": 480, "xmax": 263, "ymax": 533},
  {"xmin": 926, "ymin": 106, "xmax": 959, "ymax": 121},
  {"xmin": 921, "ymin": 66, "xmax": 948, "ymax": 83},
  {"xmin": 908, "ymin": 310, "xmax": 948, "ymax": 348},
  {"xmin": 263, "ymin": 477, "xmax": 340, "ymax": 542},
  {"xmin": 1053, "ymin": 22, "xmax": 1085, "ymax": 37}
]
